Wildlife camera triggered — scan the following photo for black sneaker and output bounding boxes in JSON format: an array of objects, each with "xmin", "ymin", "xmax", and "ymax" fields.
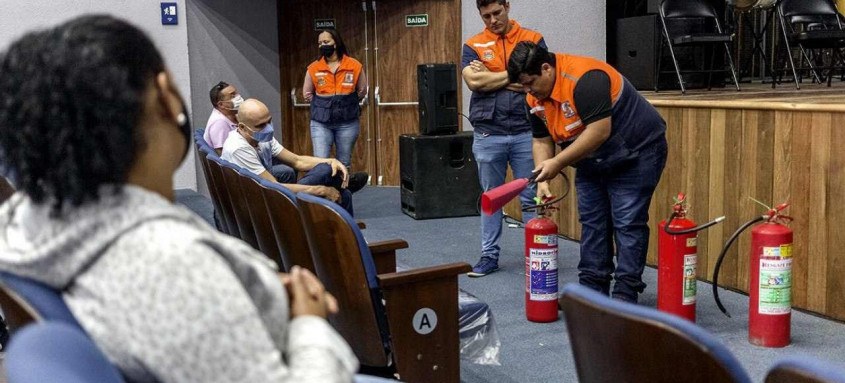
[{"xmin": 347, "ymin": 171, "xmax": 369, "ymax": 193}]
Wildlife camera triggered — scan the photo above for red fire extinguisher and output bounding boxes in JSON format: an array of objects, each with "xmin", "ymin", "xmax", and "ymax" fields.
[
  {"xmin": 658, "ymin": 193, "xmax": 724, "ymax": 322},
  {"xmin": 479, "ymin": 170, "xmax": 569, "ymax": 323},
  {"xmin": 525, "ymin": 200, "xmax": 559, "ymax": 323},
  {"xmin": 713, "ymin": 201, "xmax": 793, "ymax": 347}
]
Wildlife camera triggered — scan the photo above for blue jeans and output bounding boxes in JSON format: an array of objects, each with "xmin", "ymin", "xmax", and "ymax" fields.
[
  {"xmin": 297, "ymin": 163, "xmax": 354, "ymax": 215},
  {"xmin": 270, "ymin": 163, "xmax": 296, "ymax": 183},
  {"xmin": 310, "ymin": 119, "xmax": 360, "ymax": 168},
  {"xmin": 472, "ymin": 131, "xmax": 536, "ymax": 260},
  {"xmin": 575, "ymin": 138, "xmax": 667, "ymax": 302}
]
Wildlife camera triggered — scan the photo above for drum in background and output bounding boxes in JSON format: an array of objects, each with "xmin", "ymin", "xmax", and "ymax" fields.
[{"xmin": 733, "ymin": 0, "xmax": 778, "ymax": 12}]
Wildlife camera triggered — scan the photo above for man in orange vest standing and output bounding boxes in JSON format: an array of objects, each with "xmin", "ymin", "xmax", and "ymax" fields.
[
  {"xmin": 507, "ymin": 42, "xmax": 667, "ymax": 303},
  {"xmin": 463, "ymin": 0, "xmax": 546, "ymax": 277}
]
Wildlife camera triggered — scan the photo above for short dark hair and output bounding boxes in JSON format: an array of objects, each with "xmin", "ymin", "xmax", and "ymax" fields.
[
  {"xmin": 317, "ymin": 29, "xmax": 349, "ymax": 59},
  {"xmin": 477, "ymin": 0, "xmax": 507, "ymax": 9},
  {"xmin": 0, "ymin": 15, "xmax": 165, "ymax": 214},
  {"xmin": 507, "ymin": 41, "xmax": 556, "ymax": 83},
  {"xmin": 209, "ymin": 81, "xmax": 230, "ymax": 107}
]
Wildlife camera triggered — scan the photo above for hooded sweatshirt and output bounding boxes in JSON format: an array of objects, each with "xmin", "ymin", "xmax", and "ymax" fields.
[{"xmin": 0, "ymin": 185, "xmax": 357, "ymax": 383}]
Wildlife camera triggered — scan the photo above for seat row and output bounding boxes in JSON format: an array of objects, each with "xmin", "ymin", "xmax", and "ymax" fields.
[{"xmin": 193, "ymin": 129, "xmax": 472, "ymax": 382}]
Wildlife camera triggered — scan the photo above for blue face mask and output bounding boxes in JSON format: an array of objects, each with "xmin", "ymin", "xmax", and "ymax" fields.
[
  {"xmin": 252, "ymin": 123, "xmax": 274, "ymax": 143},
  {"xmin": 242, "ymin": 122, "xmax": 274, "ymax": 143}
]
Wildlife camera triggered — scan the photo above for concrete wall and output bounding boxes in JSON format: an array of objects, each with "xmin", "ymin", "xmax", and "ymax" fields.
[
  {"xmin": 0, "ymin": 0, "xmax": 196, "ymax": 190},
  {"xmin": 187, "ymin": 0, "xmax": 281, "ymax": 197},
  {"xmin": 460, "ymin": 0, "xmax": 606, "ymax": 126}
]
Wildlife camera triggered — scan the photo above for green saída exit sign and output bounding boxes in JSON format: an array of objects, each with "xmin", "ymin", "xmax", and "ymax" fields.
[{"xmin": 405, "ymin": 14, "xmax": 429, "ymax": 27}]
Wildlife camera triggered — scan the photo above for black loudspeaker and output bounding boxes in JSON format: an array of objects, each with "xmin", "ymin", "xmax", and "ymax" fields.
[
  {"xmin": 616, "ymin": 15, "xmax": 711, "ymax": 90},
  {"xmin": 617, "ymin": 15, "xmax": 663, "ymax": 90},
  {"xmin": 647, "ymin": 0, "xmax": 659, "ymax": 14},
  {"xmin": 417, "ymin": 64, "xmax": 458, "ymax": 136},
  {"xmin": 400, "ymin": 132, "xmax": 480, "ymax": 220}
]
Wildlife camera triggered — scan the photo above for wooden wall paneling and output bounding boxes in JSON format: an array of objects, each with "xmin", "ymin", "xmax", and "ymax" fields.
[
  {"xmin": 716, "ymin": 109, "xmax": 744, "ymax": 289},
  {"xmin": 374, "ymin": 0, "xmax": 461, "ymax": 186},
  {"xmin": 682, "ymin": 108, "xmax": 713, "ymax": 280},
  {"xmin": 562, "ymin": 167, "xmax": 580, "ymax": 239},
  {"xmin": 783, "ymin": 112, "xmax": 812, "ymax": 308},
  {"xmin": 826, "ymin": 113, "xmax": 845, "ymax": 320},
  {"xmin": 807, "ymin": 112, "xmax": 832, "ymax": 312},
  {"xmin": 737, "ymin": 111, "xmax": 775, "ymax": 291},
  {"xmin": 648, "ymin": 107, "xmax": 686, "ymax": 266},
  {"xmin": 706, "ymin": 109, "xmax": 729, "ymax": 286},
  {"xmin": 735, "ymin": 111, "xmax": 758, "ymax": 291}
]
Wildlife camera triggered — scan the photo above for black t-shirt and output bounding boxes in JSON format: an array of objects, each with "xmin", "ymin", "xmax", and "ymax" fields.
[{"xmin": 531, "ymin": 69, "xmax": 613, "ymax": 141}]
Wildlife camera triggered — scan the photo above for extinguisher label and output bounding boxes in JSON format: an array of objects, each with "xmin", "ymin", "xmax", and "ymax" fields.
[
  {"xmin": 683, "ymin": 254, "xmax": 697, "ymax": 305},
  {"xmin": 529, "ymin": 249, "xmax": 558, "ymax": 301},
  {"xmin": 759, "ymin": 258, "xmax": 793, "ymax": 315},
  {"xmin": 763, "ymin": 245, "xmax": 793, "ymax": 259},
  {"xmin": 533, "ymin": 235, "xmax": 558, "ymax": 246},
  {"xmin": 686, "ymin": 237, "xmax": 697, "ymax": 248}
]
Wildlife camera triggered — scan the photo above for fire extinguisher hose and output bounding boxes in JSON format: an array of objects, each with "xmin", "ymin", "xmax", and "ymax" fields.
[
  {"xmin": 712, "ymin": 215, "xmax": 766, "ymax": 317},
  {"xmin": 664, "ymin": 213, "xmax": 726, "ymax": 235},
  {"xmin": 522, "ymin": 171, "xmax": 571, "ymax": 212}
]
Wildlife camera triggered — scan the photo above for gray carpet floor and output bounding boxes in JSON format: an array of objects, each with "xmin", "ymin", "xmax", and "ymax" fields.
[{"xmin": 177, "ymin": 186, "xmax": 845, "ymax": 383}]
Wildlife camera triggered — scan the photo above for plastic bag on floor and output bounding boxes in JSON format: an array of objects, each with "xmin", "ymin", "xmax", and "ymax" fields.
[{"xmin": 458, "ymin": 289, "xmax": 501, "ymax": 365}]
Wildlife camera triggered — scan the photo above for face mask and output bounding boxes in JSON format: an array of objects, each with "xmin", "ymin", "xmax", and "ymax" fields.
[
  {"xmin": 320, "ymin": 44, "xmax": 336, "ymax": 59},
  {"xmin": 176, "ymin": 98, "xmax": 192, "ymax": 162},
  {"xmin": 244, "ymin": 123, "xmax": 274, "ymax": 143},
  {"xmin": 225, "ymin": 94, "xmax": 244, "ymax": 111}
]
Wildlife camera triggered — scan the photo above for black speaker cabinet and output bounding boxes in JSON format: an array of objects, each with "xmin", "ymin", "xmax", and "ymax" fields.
[
  {"xmin": 647, "ymin": 0, "xmax": 659, "ymax": 14},
  {"xmin": 616, "ymin": 15, "xmax": 711, "ymax": 90},
  {"xmin": 400, "ymin": 132, "xmax": 480, "ymax": 220},
  {"xmin": 417, "ymin": 63, "xmax": 458, "ymax": 136}
]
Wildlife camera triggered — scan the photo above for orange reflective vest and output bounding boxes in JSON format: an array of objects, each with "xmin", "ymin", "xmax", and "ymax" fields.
[
  {"xmin": 307, "ymin": 55, "xmax": 363, "ymax": 123},
  {"xmin": 465, "ymin": 20, "xmax": 543, "ymax": 73},
  {"xmin": 526, "ymin": 53, "xmax": 623, "ymax": 143}
]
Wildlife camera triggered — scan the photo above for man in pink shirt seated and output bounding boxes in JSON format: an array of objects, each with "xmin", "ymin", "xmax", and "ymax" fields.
[{"xmin": 204, "ymin": 81, "xmax": 295, "ymax": 182}]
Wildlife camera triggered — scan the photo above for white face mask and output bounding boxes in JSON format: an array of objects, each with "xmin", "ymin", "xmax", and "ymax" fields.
[{"xmin": 224, "ymin": 94, "xmax": 244, "ymax": 110}]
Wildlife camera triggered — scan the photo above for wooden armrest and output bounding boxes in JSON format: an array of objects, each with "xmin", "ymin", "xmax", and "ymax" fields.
[
  {"xmin": 377, "ymin": 261, "xmax": 470, "ymax": 383},
  {"xmin": 356, "ymin": 220, "xmax": 366, "ymax": 229},
  {"xmin": 369, "ymin": 239, "xmax": 408, "ymax": 253},
  {"xmin": 378, "ymin": 262, "xmax": 471, "ymax": 288},
  {"xmin": 369, "ymin": 239, "xmax": 408, "ymax": 274}
]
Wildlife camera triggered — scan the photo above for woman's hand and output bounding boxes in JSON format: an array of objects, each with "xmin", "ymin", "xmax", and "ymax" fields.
[{"xmin": 282, "ymin": 266, "xmax": 339, "ymax": 319}]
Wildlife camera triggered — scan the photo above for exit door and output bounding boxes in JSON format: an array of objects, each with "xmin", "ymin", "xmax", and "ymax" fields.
[{"xmin": 278, "ymin": 0, "xmax": 461, "ymax": 186}]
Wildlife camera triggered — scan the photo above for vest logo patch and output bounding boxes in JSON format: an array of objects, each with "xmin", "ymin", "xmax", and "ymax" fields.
[
  {"xmin": 343, "ymin": 72, "xmax": 354, "ymax": 85},
  {"xmin": 317, "ymin": 77, "xmax": 326, "ymax": 87},
  {"xmin": 562, "ymin": 101, "xmax": 576, "ymax": 118},
  {"xmin": 482, "ymin": 50, "xmax": 495, "ymax": 61},
  {"xmin": 530, "ymin": 106, "xmax": 548, "ymax": 126}
]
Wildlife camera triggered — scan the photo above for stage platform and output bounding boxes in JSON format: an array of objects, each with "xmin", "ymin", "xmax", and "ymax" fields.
[{"xmin": 641, "ymin": 82, "xmax": 845, "ymax": 112}]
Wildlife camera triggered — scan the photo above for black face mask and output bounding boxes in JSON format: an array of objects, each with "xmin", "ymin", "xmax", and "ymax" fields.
[{"xmin": 320, "ymin": 44, "xmax": 336, "ymax": 59}]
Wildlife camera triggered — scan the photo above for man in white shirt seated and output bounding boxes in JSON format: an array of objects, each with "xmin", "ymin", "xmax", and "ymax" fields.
[
  {"xmin": 206, "ymin": 81, "xmax": 296, "ymax": 183},
  {"xmin": 222, "ymin": 98, "xmax": 360, "ymax": 214}
]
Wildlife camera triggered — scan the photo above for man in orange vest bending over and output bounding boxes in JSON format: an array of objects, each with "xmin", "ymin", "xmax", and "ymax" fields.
[{"xmin": 507, "ymin": 42, "xmax": 667, "ymax": 303}]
